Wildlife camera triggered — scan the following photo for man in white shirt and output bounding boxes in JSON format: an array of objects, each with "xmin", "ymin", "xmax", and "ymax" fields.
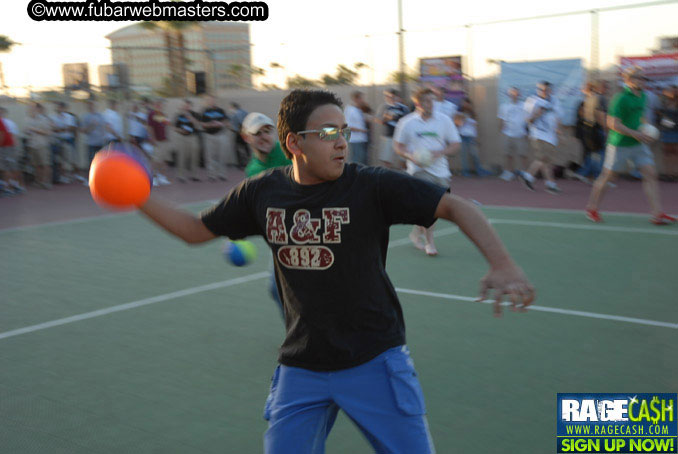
[
  {"xmin": 432, "ymin": 86, "xmax": 458, "ymax": 121},
  {"xmin": 520, "ymin": 81, "xmax": 563, "ymax": 194},
  {"xmin": 127, "ymin": 102, "xmax": 149, "ymax": 145},
  {"xmin": 377, "ymin": 89, "xmax": 410, "ymax": 169},
  {"xmin": 51, "ymin": 102, "xmax": 83, "ymax": 184},
  {"xmin": 394, "ymin": 87, "xmax": 461, "ymax": 256},
  {"xmin": 344, "ymin": 91, "xmax": 369, "ymax": 164},
  {"xmin": 498, "ymin": 87, "xmax": 528, "ymax": 181},
  {"xmin": 102, "ymin": 99, "xmax": 123, "ymax": 145}
]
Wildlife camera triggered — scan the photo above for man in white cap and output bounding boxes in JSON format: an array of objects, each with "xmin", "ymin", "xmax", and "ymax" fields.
[
  {"xmin": 242, "ymin": 112, "xmax": 291, "ymax": 178},
  {"xmin": 241, "ymin": 112, "xmax": 292, "ymax": 318}
]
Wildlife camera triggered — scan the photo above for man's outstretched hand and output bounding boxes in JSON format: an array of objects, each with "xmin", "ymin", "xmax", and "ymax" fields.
[{"xmin": 477, "ymin": 263, "xmax": 535, "ymax": 317}]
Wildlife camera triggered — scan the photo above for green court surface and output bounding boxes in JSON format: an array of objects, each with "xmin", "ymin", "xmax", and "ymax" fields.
[{"xmin": 1, "ymin": 205, "xmax": 676, "ymax": 453}]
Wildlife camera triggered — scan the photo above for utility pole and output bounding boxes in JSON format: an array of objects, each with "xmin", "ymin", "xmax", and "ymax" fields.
[
  {"xmin": 207, "ymin": 49, "xmax": 218, "ymax": 95},
  {"xmin": 590, "ymin": 9, "xmax": 600, "ymax": 78},
  {"xmin": 397, "ymin": 0, "xmax": 407, "ymax": 99}
]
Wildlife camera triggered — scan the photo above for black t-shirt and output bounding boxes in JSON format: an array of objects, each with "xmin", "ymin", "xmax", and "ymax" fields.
[
  {"xmin": 201, "ymin": 163, "xmax": 448, "ymax": 371},
  {"xmin": 201, "ymin": 107, "xmax": 228, "ymax": 135},
  {"xmin": 380, "ymin": 102, "xmax": 410, "ymax": 137},
  {"xmin": 175, "ymin": 112, "xmax": 197, "ymax": 135}
]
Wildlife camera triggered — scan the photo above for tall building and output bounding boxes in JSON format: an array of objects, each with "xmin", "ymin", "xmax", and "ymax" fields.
[
  {"xmin": 105, "ymin": 22, "xmax": 252, "ymax": 93},
  {"xmin": 653, "ymin": 36, "xmax": 678, "ymax": 55}
]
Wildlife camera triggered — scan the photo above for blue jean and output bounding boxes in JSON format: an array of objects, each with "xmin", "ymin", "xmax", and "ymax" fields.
[
  {"xmin": 50, "ymin": 142, "xmax": 63, "ymax": 183},
  {"xmin": 577, "ymin": 150, "xmax": 605, "ymax": 178},
  {"xmin": 263, "ymin": 345, "xmax": 434, "ymax": 453},
  {"xmin": 270, "ymin": 264, "xmax": 284, "ymax": 320},
  {"xmin": 349, "ymin": 142, "xmax": 368, "ymax": 165},
  {"xmin": 461, "ymin": 136, "xmax": 489, "ymax": 175},
  {"xmin": 88, "ymin": 145, "xmax": 103, "ymax": 167}
]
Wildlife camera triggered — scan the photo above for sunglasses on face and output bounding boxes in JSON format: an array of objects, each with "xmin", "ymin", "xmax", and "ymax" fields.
[{"xmin": 297, "ymin": 127, "xmax": 352, "ymax": 142}]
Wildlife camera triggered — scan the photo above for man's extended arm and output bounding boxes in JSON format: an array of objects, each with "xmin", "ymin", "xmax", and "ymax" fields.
[
  {"xmin": 139, "ymin": 197, "xmax": 217, "ymax": 244},
  {"xmin": 434, "ymin": 193, "xmax": 535, "ymax": 316}
]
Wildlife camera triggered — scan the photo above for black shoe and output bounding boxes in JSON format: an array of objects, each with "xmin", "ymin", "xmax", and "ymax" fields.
[{"xmin": 519, "ymin": 173, "xmax": 535, "ymax": 191}]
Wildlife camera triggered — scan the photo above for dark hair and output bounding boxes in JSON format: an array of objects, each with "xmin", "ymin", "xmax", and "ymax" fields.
[
  {"xmin": 461, "ymin": 97, "xmax": 476, "ymax": 118},
  {"xmin": 412, "ymin": 87, "xmax": 433, "ymax": 103},
  {"xmin": 385, "ymin": 88, "xmax": 400, "ymax": 97},
  {"xmin": 277, "ymin": 89, "xmax": 343, "ymax": 159}
]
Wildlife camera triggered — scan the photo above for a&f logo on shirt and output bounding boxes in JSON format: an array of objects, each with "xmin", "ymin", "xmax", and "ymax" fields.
[{"xmin": 266, "ymin": 208, "xmax": 350, "ymax": 270}]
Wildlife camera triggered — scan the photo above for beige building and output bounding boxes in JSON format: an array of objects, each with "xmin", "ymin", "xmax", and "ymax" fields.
[{"xmin": 105, "ymin": 22, "xmax": 252, "ymax": 92}]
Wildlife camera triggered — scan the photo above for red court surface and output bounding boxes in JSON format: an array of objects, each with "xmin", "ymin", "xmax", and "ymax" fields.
[{"xmin": 1, "ymin": 171, "xmax": 676, "ymax": 231}]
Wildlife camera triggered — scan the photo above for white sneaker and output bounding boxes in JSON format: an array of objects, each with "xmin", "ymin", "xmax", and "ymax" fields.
[
  {"xmin": 10, "ymin": 183, "xmax": 26, "ymax": 193},
  {"xmin": 73, "ymin": 175, "xmax": 87, "ymax": 184},
  {"xmin": 152, "ymin": 177, "xmax": 160, "ymax": 187},
  {"xmin": 545, "ymin": 182, "xmax": 562, "ymax": 195},
  {"xmin": 157, "ymin": 174, "xmax": 171, "ymax": 185},
  {"xmin": 499, "ymin": 170, "xmax": 515, "ymax": 181}
]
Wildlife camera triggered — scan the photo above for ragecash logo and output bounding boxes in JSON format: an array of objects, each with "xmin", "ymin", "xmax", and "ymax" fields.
[{"xmin": 557, "ymin": 394, "xmax": 677, "ymax": 453}]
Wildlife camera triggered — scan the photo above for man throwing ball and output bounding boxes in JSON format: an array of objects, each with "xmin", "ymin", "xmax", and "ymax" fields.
[{"xmin": 136, "ymin": 89, "xmax": 534, "ymax": 453}]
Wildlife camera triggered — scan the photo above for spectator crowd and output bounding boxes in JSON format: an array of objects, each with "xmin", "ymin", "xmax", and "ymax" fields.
[{"xmin": 1, "ymin": 76, "xmax": 677, "ymax": 200}]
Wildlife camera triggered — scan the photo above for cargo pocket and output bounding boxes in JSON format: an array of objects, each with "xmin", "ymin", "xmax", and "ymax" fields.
[
  {"xmin": 385, "ymin": 354, "xmax": 427, "ymax": 416},
  {"xmin": 263, "ymin": 365, "xmax": 281, "ymax": 421}
]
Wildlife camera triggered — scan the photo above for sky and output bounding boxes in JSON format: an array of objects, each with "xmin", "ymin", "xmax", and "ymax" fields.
[{"xmin": 1, "ymin": 0, "xmax": 677, "ymax": 94}]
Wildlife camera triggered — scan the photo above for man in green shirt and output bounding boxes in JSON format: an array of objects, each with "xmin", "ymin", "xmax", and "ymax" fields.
[
  {"xmin": 241, "ymin": 112, "xmax": 292, "ymax": 315},
  {"xmin": 242, "ymin": 113, "xmax": 291, "ymax": 177},
  {"xmin": 586, "ymin": 67, "xmax": 676, "ymax": 225}
]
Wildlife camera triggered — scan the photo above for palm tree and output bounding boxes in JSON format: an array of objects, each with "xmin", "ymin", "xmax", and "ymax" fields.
[
  {"xmin": 270, "ymin": 62, "xmax": 285, "ymax": 88},
  {"xmin": 140, "ymin": 20, "xmax": 197, "ymax": 97},
  {"xmin": 0, "ymin": 35, "xmax": 18, "ymax": 53}
]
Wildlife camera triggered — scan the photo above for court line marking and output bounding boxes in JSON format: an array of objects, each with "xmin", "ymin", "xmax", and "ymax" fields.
[
  {"xmin": 2, "ymin": 197, "xmax": 674, "ymax": 234},
  {"xmin": 488, "ymin": 219, "xmax": 678, "ymax": 236},
  {"xmin": 482, "ymin": 204, "xmax": 678, "ymax": 218},
  {"xmin": 0, "ymin": 229, "xmax": 462, "ymax": 341},
  {"xmin": 0, "ymin": 199, "xmax": 220, "ymax": 234},
  {"xmin": 0, "ymin": 272, "xmax": 270, "ymax": 341},
  {"xmin": 3, "ymin": 264, "xmax": 674, "ymax": 342},
  {"xmin": 1, "ymin": 220, "xmax": 675, "ymax": 341},
  {"xmin": 395, "ymin": 288, "xmax": 678, "ymax": 329}
]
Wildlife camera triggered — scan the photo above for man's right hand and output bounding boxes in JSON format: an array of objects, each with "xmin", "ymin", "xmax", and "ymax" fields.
[{"xmin": 633, "ymin": 131, "xmax": 654, "ymax": 144}]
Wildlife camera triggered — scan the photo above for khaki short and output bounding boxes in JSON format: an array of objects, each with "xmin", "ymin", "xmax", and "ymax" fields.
[
  {"xmin": 152, "ymin": 139, "xmax": 172, "ymax": 163},
  {"xmin": 412, "ymin": 169, "xmax": 450, "ymax": 188},
  {"xmin": 603, "ymin": 143, "xmax": 655, "ymax": 172},
  {"xmin": 30, "ymin": 145, "xmax": 51, "ymax": 167},
  {"xmin": 530, "ymin": 139, "xmax": 557, "ymax": 164},
  {"xmin": 379, "ymin": 136, "xmax": 406, "ymax": 168},
  {"xmin": 503, "ymin": 135, "xmax": 527, "ymax": 157}
]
